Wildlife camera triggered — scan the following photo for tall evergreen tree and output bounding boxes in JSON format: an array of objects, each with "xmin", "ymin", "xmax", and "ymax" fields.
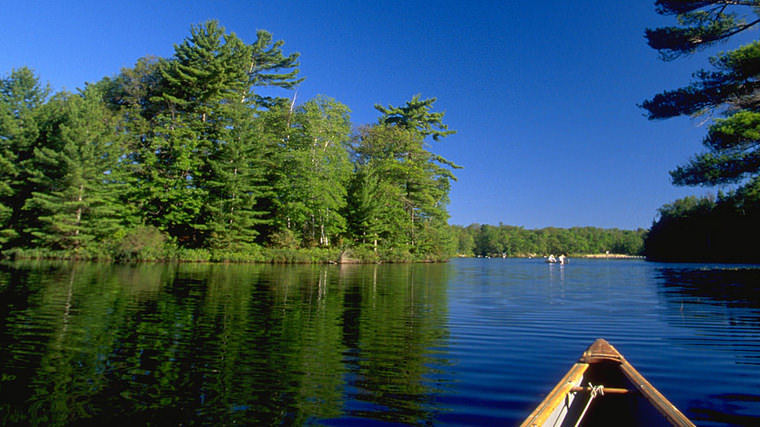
[
  {"xmin": 23, "ymin": 85, "xmax": 128, "ymax": 253},
  {"xmin": 643, "ymin": 1, "xmax": 760, "ymax": 188},
  {"xmin": 350, "ymin": 94, "xmax": 460, "ymax": 259},
  {"xmin": 370, "ymin": 95, "xmax": 460, "ymax": 256},
  {"xmin": 375, "ymin": 94, "xmax": 455, "ymax": 141},
  {"xmin": 348, "ymin": 124, "xmax": 415, "ymax": 251},
  {"xmin": 248, "ymin": 29, "xmax": 304, "ymax": 109},
  {"xmin": 645, "ymin": 0, "xmax": 760, "ymax": 60},
  {"xmin": 204, "ymin": 100, "xmax": 270, "ymax": 251},
  {"xmin": 138, "ymin": 112, "xmax": 208, "ymax": 245},
  {"xmin": 140, "ymin": 21, "xmax": 248, "ymax": 244},
  {"xmin": 0, "ymin": 67, "xmax": 49, "ymax": 246},
  {"xmin": 247, "ymin": 100, "xmax": 293, "ymax": 245},
  {"xmin": 345, "ymin": 165, "xmax": 393, "ymax": 250}
]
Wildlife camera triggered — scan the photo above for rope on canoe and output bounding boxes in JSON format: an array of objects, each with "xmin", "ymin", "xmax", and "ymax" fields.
[{"xmin": 574, "ymin": 383, "xmax": 604, "ymax": 427}]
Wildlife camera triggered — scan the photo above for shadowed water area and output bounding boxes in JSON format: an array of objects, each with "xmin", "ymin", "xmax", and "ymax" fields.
[{"xmin": 1, "ymin": 259, "xmax": 759, "ymax": 425}]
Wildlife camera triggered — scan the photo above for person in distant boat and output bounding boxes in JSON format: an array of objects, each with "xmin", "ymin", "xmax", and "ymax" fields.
[
  {"xmin": 559, "ymin": 254, "xmax": 566, "ymax": 264},
  {"xmin": 547, "ymin": 254, "xmax": 556, "ymax": 263}
]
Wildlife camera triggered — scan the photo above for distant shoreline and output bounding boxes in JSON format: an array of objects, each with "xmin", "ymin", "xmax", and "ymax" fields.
[
  {"xmin": 462, "ymin": 253, "xmax": 645, "ymax": 260},
  {"xmin": 581, "ymin": 254, "xmax": 645, "ymax": 260}
]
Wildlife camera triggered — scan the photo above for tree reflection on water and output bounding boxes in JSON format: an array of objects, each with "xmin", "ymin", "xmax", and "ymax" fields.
[{"xmin": 0, "ymin": 261, "xmax": 453, "ymax": 425}]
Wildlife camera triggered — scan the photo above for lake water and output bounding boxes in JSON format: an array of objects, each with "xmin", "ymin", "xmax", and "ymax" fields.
[{"xmin": 1, "ymin": 258, "xmax": 759, "ymax": 426}]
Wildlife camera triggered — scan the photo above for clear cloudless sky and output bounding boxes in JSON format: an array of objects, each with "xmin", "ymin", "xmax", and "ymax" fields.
[{"xmin": 2, "ymin": 0, "xmax": 747, "ymax": 229}]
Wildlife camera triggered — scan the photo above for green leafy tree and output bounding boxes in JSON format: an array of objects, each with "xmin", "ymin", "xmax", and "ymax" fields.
[
  {"xmin": 241, "ymin": 100, "xmax": 294, "ymax": 246},
  {"xmin": 349, "ymin": 124, "xmax": 423, "ymax": 253},
  {"xmin": 467, "ymin": 224, "xmax": 645, "ymax": 257},
  {"xmin": 450, "ymin": 224, "xmax": 475, "ymax": 256},
  {"xmin": 474, "ymin": 224, "xmax": 500, "ymax": 256},
  {"xmin": 138, "ymin": 113, "xmax": 209, "ymax": 245},
  {"xmin": 643, "ymin": 1, "xmax": 760, "ymax": 188},
  {"xmin": 282, "ymin": 96, "xmax": 352, "ymax": 247},
  {"xmin": 0, "ymin": 142, "xmax": 12, "ymax": 243}
]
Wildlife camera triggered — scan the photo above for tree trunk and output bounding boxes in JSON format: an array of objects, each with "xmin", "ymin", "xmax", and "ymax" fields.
[{"xmin": 74, "ymin": 184, "xmax": 83, "ymax": 238}]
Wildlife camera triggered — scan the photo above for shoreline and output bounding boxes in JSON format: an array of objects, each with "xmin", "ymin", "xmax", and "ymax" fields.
[
  {"xmin": 462, "ymin": 253, "xmax": 645, "ymax": 260},
  {"xmin": 582, "ymin": 253, "xmax": 645, "ymax": 259}
]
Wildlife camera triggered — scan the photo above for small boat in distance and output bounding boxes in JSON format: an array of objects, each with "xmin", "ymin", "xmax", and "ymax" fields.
[
  {"xmin": 521, "ymin": 338, "xmax": 694, "ymax": 427},
  {"xmin": 545, "ymin": 254, "xmax": 567, "ymax": 264}
]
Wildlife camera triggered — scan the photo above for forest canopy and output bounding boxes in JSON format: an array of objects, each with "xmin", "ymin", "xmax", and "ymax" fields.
[{"xmin": 0, "ymin": 20, "xmax": 460, "ymax": 262}]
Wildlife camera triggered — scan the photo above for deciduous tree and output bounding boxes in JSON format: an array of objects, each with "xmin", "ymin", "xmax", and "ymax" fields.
[{"xmin": 284, "ymin": 96, "xmax": 352, "ymax": 247}]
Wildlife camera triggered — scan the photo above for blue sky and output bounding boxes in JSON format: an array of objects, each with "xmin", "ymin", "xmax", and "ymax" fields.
[{"xmin": 1, "ymin": 1, "xmax": 745, "ymax": 229}]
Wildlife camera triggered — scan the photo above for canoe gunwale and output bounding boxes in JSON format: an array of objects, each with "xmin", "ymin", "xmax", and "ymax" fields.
[
  {"xmin": 521, "ymin": 361, "xmax": 588, "ymax": 426},
  {"xmin": 618, "ymin": 358, "xmax": 694, "ymax": 426}
]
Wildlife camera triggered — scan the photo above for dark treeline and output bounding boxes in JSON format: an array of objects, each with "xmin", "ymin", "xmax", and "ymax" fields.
[
  {"xmin": 452, "ymin": 224, "xmax": 646, "ymax": 257},
  {"xmin": 645, "ymin": 179, "xmax": 760, "ymax": 263},
  {"xmin": 0, "ymin": 20, "xmax": 460, "ymax": 263}
]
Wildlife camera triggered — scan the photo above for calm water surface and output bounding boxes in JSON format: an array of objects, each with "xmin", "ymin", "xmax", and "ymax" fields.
[{"xmin": 1, "ymin": 258, "xmax": 759, "ymax": 425}]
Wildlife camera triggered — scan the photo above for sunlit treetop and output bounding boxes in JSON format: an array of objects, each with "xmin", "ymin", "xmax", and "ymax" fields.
[{"xmin": 375, "ymin": 94, "xmax": 455, "ymax": 142}]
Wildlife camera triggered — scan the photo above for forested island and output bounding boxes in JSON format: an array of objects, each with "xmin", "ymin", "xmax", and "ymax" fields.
[{"xmin": 0, "ymin": 21, "xmax": 461, "ymax": 263}]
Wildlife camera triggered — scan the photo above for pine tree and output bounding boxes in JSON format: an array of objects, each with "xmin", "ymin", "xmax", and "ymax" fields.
[
  {"xmin": 204, "ymin": 100, "xmax": 270, "ymax": 250},
  {"xmin": 350, "ymin": 122, "xmax": 451, "ymax": 254},
  {"xmin": 247, "ymin": 30, "xmax": 303, "ymax": 109},
  {"xmin": 375, "ymin": 94, "xmax": 455, "ymax": 141},
  {"xmin": 0, "ymin": 67, "xmax": 49, "ymax": 246},
  {"xmin": 345, "ymin": 163, "xmax": 406, "ymax": 252},
  {"xmin": 125, "ymin": 20, "xmax": 302, "ymax": 247},
  {"xmin": 248, "ymin": 100, "xmax": 293, "ymax": 245},
  {"xmin": 643, "ymin": 1, "xmax": 760, "ymax": 188},
  {"xmin": 23, "ymin": 85, "xmax": 128, "ymax": 254},
  {"xmin": 137, "ymin": 112, "xmax": 208, "ymax": 245},
  {"xmin": 645, "ymin": 0, "xmax": 760, "ymax": 61},
  {"xmin": 349, "ymin": 95, "xmax": 461, "ymax": 256}
]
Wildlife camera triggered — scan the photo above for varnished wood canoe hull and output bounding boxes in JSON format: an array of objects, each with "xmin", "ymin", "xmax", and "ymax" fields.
[{"xmin": 521, "ymin": 339, "xmax": 694, "ymax": 427}]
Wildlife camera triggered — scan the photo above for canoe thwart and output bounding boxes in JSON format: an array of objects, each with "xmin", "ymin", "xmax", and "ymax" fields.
[{"xmin": 570, "ymin": 385, "xmax": 630, "ymax": 395}]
